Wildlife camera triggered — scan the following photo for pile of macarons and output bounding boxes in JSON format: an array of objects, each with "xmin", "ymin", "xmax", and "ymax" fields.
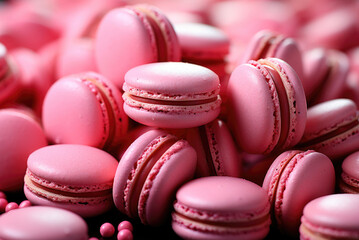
[{"xmin": 1, "ymin": 0, "xmax": 359, "ymax": 239}]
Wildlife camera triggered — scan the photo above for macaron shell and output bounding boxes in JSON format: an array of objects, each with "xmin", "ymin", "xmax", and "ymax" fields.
[
  {"xmin": 0, "ymin": 206, "xmax": 88, "ymax": 240},
  {"xmin": 227, "ymin": 62, "xmax": 279, "ymax": 154},
  {"xmin": 341, "ymin": 151, "xmax": 359, "ymax": 192},
  {"xmin": 301, "ymin": 194, "xmax": 359, "ymax": 238},
  {"xmin": 140, "ymin": 140, "xmax": 197, "ymax": 225},
  {"xmin": 0, "ymin": 109, "xmax": 47, "ymax": 191},
  {"xmin": 274, "ymin": 151, "xmax": 335, "ymax": 236}
]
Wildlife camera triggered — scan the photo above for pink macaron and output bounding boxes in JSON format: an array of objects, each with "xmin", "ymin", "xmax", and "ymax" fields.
[
  {"xmin": 183, "ymin": 119, "xmax": 241, "ymax": 177},
  {"xmin": 0, "ymin": 43, "xmax": 21, "ymax": 106},
  {"xmin": 95, "ymin": 4, "xmax": 181, "ymax": 88},
  {"xmin": 300, "ymin": 194, "xmax": 359, "ymax": 240},
  {"xmin": 0, "ymin": 107, "xmax": 47, "ymax": 192},
  {"xmin": 298, "ymin": 98, "xmax": 359, "ymax": 161},
  {"xmin": 262, "ymin": 150, "xmax": 335, "ymax": 237},
  {"xmin": 42, "ymin": 71, "xmax": 128, "ymax": 150},
  {"xmin": 113, "ymin": 129, "xmax": 197, "ymax": 226},
  {"xmin": 122, "ymin": 62, "xmax": 222, "ymax": 129},
  {"xmin": 240, "ymin": 30, "xmax": 304, "ymax": 82},
  {"xmin": 172, "ymin": 176, "xmax": 271, "ymax": 240},
  {"xmin": 0, "ymin": 206, "xmax": 88, "ymax": 240},
  {"xmin": 24, "ymin": 144, "xmax": 118, "ymax": 217},
  {"xmin": 302, "ymin": 48, "xmax": 349, "ymax": 106},
  {"xmin": 227, "ymin": 57, "xmax": 307, "ymax": 155},
  {"xmin": 339, "ymin": 151, "xmax": 359, "ymax": 193}
]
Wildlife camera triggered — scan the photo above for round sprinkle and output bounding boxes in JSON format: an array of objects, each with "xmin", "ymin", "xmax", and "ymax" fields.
[
  {"xmin": 100, "ymin": 222, "xmax": 115, "ymax": 238},
  {"xmin": 118, "ymin": 220, "xmax": 133, "ymax": 232},
  {"xmin": 19, "ymin": 200, "xmax": 32, "ymax": 208},
  {"xmin": 5, "ymin": 202, "xmax": 19, "ymax": 212},
  {"xmin": 0, "ymin": 191, "xmax": 6, "ymax": 199},
  {"xmin": 117, "ymin": 229, "xmax": 133, "ymax": 240},
  {"xmin": 0, "ymin": 198, "xmax": 8, "ymax": 212}
]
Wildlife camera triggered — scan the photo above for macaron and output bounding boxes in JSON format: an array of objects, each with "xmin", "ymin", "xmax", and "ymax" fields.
[
  {"xmin": 0, "ymin": 206, "xmax": 88, "ymax": 240},
  {"xmin": 42, "ymin": 71, "xmax": 128, "ymax": 150},
  {"xmin": 172, "ymin": 176, "xmax": 271, "ymax": 240},
  {"xmin": 122, "ymin": 62, "xmax": 222, "ymax": 129},
  {"xmin": 227, "ymin": 57, "xmax": 307, "ymax": 154},
  {"xmin": 339, "ymin": 151, "xmax": 359, "ymax": 193},
  {"xmin": 0, "ymin": 43, "xmax": 21, "ymax": 106},
  {"xmin": 24, "ymin": 144, "xmax": 118, "ymax": 217},
  {"xmin": 300, "ymin": 194, "xmax": 359, "ymax": 240},
  {"xmin": 113, "ymin": 129, "xmax": 197, "ymax": 226},
  {"xmin": 240, "ymin": 30, "xmax": 304, "ymax": 82},
  {"xmin": 95, "ymin": 4, "xmax": 181, "ymax": 88},
  {"xmin": 262, "ymin": 150, "xmax": 335, "ymax": 237},
  {"xmin": 0, "ymin": 108, "xmax": 47, "ymax": 192},
  {"xmin": 184, "ymin": 119, "xmax": 241, "ymax": 177},
  {"xmin": 302, "ymin": 48, "xmax": 349, "ymax": 106},
  {"xmin": 298, "ymin": 98, "xmax": 359, "ymax": 161}
]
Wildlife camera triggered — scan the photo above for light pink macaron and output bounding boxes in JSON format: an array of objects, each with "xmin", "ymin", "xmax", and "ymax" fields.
[
  {"xmin": 113, "ymin": 129, "xmax": 197, "ymax": 226},
  {"xmin": 262, "ymin": 150, "xmax": 335, "ymax": 237},
  {"xmin": 42, "ymin": 71, "xmax": 128, "ymax": 150},
  {"xmin": 0, "ymin": 206, "xmax": 88, "ymax": 240},
  {"xmin": 95, "ymin": 4, "xmax": 181, "ymax": 88},
  {"xmin": 298, "ymin": 98, "xmax": 359, "ymax": 161},
  {"xmin": 0, "ymin": 108, "xmax": 47, "ymax": 192},
  {"xmin": 24, "ymin": 144, "xmax": 118, "ymax": 217},
  {"xmin": 172, "ymin": 176, "xmax": 271, "ymax": 240},
  {"xmin": 339, "ymin": 151, "xmax": 359, "ymax": 193},
  {"xmin": 227, "ymin": 57, "xmax": 307, "ymax": 155},
  {"xmin": 183, "ymin": 119, "xmax": 241, "ymax": 177},
  {"xmin": 122, "ymin": 62, "xmax": 222, "ymax": 129},
  {"xmin": 300, "ymin": 194, "xmax": 359, "ymax": 240}
]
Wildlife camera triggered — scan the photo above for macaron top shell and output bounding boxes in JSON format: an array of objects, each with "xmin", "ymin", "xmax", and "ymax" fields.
[
  {"xmin": 341, "ymin": 151, "xmax": 359, "ymax": 191},
  {"xmin": 27, "ymin": 144, "xmax": 118, "ymax": 188},
  {"xmin": 301, "ymin": 194, "xmax": 359, "ymax": 237},
  {"xmin": 175, "ymin": 176, "xmax": 269, "ymax": 217},
  {"xmin": 123, "ymin": 62, "xmax": 220, "ymax": 99},
  {"xmin": 174, "ymin": 22, "xmax": 229, "ymax": 60},
  {"xmin": 0, "ymin": 206, "xmax": 88, "ymax": 240},
  {"xmin": 0, "ymin": 108, "xmax": 47, "ymax": 191}
]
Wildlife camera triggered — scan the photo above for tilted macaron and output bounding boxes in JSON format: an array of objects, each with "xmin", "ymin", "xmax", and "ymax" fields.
[
  {"xmin": 95, "ymin": 4, "xmax": 181, "ymax": 88},
  {"xmin": 300, "ymin": 194, "xmax": 359, "ymax": 240},
  {"xmin": 42, "ymin": 71, "xmax": 128, "ymax": 150},
  {"xmin": 0, "ymin": 108, "xmax": 47, "ymax": 192},
  {"xmin": 227, "ymin": 57, "xmax": 307, "ymax": 154},
  {"xmin": 24, "ymin": 144, "xmax": 118, "ymax": 217},
  {"xmin": 298, "ymin": 98, "xmax": 359, "ymax": 161},
  {"xmin": 262, "ymin": 150, "xmax": 335, "ymax": 237},
  {"xmin": 339, "ymin": 151, "xmax": 359, "ymax": 193},
  {"xmin": 113, "ymin": 129, "xmax": 197, "ymax": 226},
  {"xmin": 302, "ymin": 48, "xmax": 349, "ymax": 106},
  {"xmin": 122, "ymin": 62, "xmax": 222, "ymax": 128},
  {"xmin": 172, "ymin": 176, "xmax": 271, "ymax": 240},
  {"xmin": 0, "ymin": 206, "xmax": 88, "ymax": 240},
  {"xmin": 240, "ymin": 30, "xmax": 304, "ymax": 82},
  {"xmin": 184, "ymin": 119, "xmax": 241, "ymax": 177}
]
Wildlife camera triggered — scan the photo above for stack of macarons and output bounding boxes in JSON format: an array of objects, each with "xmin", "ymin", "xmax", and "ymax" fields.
[{"xmin": 1, "ymin": 0, "xmax": 359, "ymax": 239}]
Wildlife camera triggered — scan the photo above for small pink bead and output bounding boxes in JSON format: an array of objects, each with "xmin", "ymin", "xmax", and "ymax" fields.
[
  {"xmin": 5, "ymin": 202, "xmax": 18, "ymax": 212},
  {"xmin": 0, "ymin": 198, "xmax": 8, "ymax": 212},
  {"xmin": 117, "ymin": 229, "xmax": 133, "ymax": 240},
  {"xmin": 118, "ymin": 220, "xmax": 133, "ymax": 232},
  {"xmin": 100, "ymin": 222, "xmax": 115, "ymax": 238},
  {"xmin": 19, "ymin": 200, "xmax": 32, "ymax": 208},
  {"xmin": 0, "ymin": 191, "xmax": 6, "ymax": 199}
]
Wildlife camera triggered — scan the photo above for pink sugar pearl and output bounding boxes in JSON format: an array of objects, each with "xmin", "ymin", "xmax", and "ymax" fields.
[
  {"xmin": 0, "ymin": 198, "xmax": 8, "ymax": 212},
  {"xmin": 117, "ymin": 229, "xmax": 133, "ymax": 240},
  {"xmin": 5, "ymin": 202, "xmax": 18, "ymax": 212},
  {"xmin": 118, "ymin": 220, "xmax": 133, "ymax": 232},
  {"xmin": 0, "ymin": 191, "xmax": 6, "ymax": 199},
  {"xmin": 19, "ymin": 200, "xmax": 32, "ymax": 208},
  {"xmin": 100, "ymin": 222, "xmax": 115, "ymax": 238}
]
